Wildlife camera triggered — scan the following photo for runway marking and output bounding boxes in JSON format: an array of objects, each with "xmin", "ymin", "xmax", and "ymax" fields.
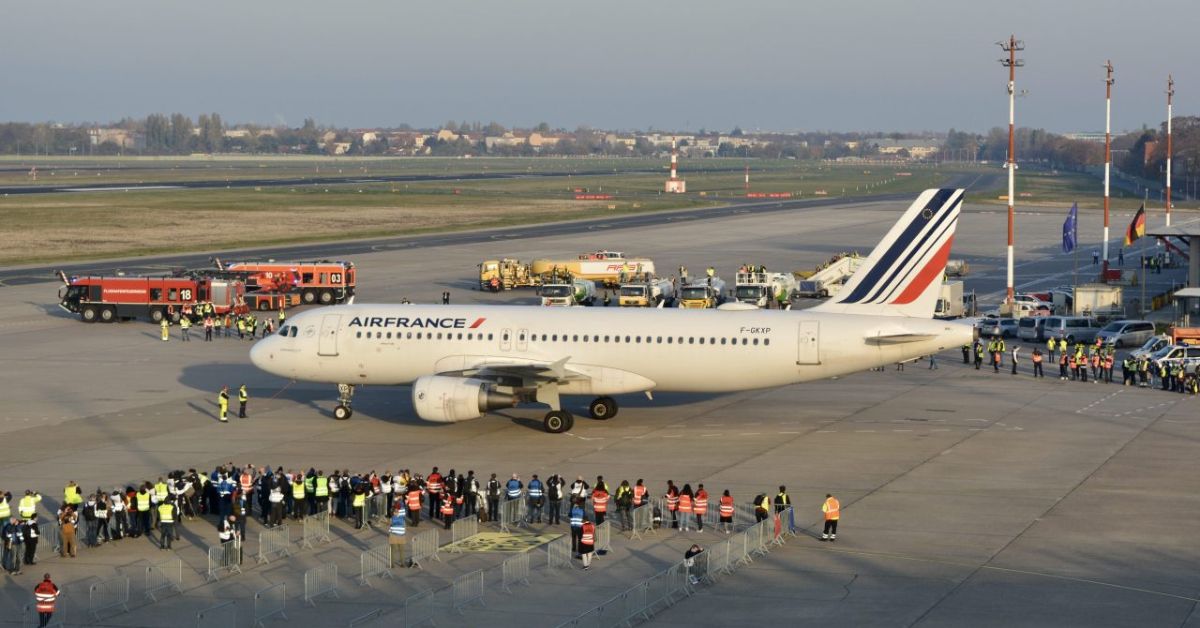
[
  {"xmin": 855, "ymin": 429, "xmax": 876, "ymax": 433},
  {"xmin": 816, "ymin": 430, "xmax": 837, "ymax": 434},
  {"xmin": 701, "ymin": 433, "xmax": 723, "ymax": 437},
  {"xmin": 739, "ymin": 432, "xmax": 761, "ymax": 436},
  {"xmin": 777, "ymin": 431, "xmax": 802, "ymax": 435},
  {"xmin": 931, "ymin": 428, "xmax": 950, "ymax": 432}
]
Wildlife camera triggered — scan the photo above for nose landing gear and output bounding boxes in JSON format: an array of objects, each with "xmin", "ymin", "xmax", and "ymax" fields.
[{"xmin": 334, "ymin": 383, "xmax": 355, "ymax": 420}]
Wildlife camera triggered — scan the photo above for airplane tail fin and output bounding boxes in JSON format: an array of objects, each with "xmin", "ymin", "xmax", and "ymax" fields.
[{"xmin": 811, "ymin": 188, "xmax": 963, "ymax": 318}]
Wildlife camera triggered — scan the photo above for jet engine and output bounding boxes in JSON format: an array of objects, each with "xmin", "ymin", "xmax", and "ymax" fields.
[{"xmin": 411, "ymin": 376, "xmax": 518, "ymax": 423}]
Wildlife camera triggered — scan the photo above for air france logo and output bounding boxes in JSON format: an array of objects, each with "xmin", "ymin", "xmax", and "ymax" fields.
[{"xmin": 348, "ymin": 316, "xmax": 486, "ymax": 329}]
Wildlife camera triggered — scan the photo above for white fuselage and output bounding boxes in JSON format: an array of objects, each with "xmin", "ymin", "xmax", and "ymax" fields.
[{"xmin": 251, "ymin": 304, "xmax": 972, "ymax": 396}]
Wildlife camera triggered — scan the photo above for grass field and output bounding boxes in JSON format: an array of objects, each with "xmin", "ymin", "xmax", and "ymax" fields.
[
  {"xmin": 967, "ymin": 167, "xmax": 1194, "ymax": 211},
  {"xmin": 1, "ymin": 157, "xmax": 978, "ymax": 265}
]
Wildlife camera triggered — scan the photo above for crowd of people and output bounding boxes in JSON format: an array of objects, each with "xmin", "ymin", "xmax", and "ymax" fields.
[
  {"xmin": 964, "ymin": 336, "xmax": 1200, "ymax": 394},
  {"xmin": 2, "ymin": 464, "xmax": 834, "ymax": 576},
  {"xmin": 159, "ymin": 302, "xmax": 285, "ymax": 342}
]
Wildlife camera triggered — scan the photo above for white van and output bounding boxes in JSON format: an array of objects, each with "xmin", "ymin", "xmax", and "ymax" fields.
[{"xmin": 1096, "ymin": 320, "xmax": 1155, "ymax": 348}]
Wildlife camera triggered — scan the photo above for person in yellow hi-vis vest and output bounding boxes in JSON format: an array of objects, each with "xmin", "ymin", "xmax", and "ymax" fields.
[
  {"xmin": 218, "ymin": 386, "xmax": 229, "ymax": 423},
  {"xmin": 160, "ymin": 318, "xmax": 169, "ymax": 341}
]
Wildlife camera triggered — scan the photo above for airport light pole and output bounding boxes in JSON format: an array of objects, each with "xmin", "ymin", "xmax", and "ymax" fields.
[
  {"xmin": 998, "ymin": 35, "xmax": 1024, "ymax": 309},
  {"xmin": 1103, "ymin": 61, "xmax": 1114, "ymax": 275},
  {"xmin": 1166, "ymin": 75, "xmax": 1174, "ymax": 226}
]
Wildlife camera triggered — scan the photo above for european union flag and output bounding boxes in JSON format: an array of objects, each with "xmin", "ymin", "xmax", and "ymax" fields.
[{"xmin": 1062, "ymin": 202, "xmax": 1078, "ymax": 253}]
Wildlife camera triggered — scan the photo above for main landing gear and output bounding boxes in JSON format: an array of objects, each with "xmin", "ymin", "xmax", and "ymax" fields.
[
  {"xmin": 334, "ymin": 383, "xmax": 355, "ymax": 420},
  {"xmin": 543, "ymin": 410, "xmax": 574, "ymax": 434},
  {"xmin": 588, "ymin": 396, "xmax": 618, "ymax": 420}
]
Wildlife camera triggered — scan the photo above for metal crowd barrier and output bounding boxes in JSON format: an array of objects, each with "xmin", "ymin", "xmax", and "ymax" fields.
[
  {"xmin": 359, "ymin": 545, "xmax": 394, "ymax": 586},
  {"xmin": 776, "ymin": 506, "xmax": 797, "ymax": 539},
  {"xmin": 449, "ymin": 515, "xmax": 478, "ymax": 552},
  {"xmin": 452, "ymin": 569, "xmax": 486, "ymax": 613},
  {"xmin": 546, "ymin": 535, "xmax": 572, "ymax": 569},
  {"xmin": 88, "ymin": 575, "xmax": 130, "ymax": 620},
  {"xmin": 501, "ymin": 551, "xmax": 531, "ymax": 592},
  {"xmin": 364, "ymin": 493, "xmax": 387, "ymax": 527},
  {"xmin": 408, "ymin": 529, "xmax": 440, "ymax": 569},
  {"xmin": 145, "ymin": 557, "xmax": 183, "ymax": 601},
  {"xmin": 301, "ymin": 511, "xmax": 332, "ymax": 548},
  {"xmin": 594, "ymin": 520, "xmax": 612, "ymax": 555},
  {"xmin": 347, "ymin": 608, "xmax": 385, "ymax": 627},
  {"xmin": 556, "ymin": 561, "xmax": 692, "ymax": 628},
  {"xmin": 498, "ymin": 498, "xmax": 527, "ymax": 533},
  {"xmin": 196, "ymin": 600, "xmax": 236, "ymax": 628},
  {"xmin": 304, "ymin": 562, "xmax": 340, "ymax": 606},
  {"xmin": 403, "ymin": 589, "xmax": 437, "ymax": 628},
  {"xmin": 206, "ymin": 540, "xmax": 243, "ymax": 581},
  {"xmin": 752, "ymin": 518, "xmax": 770, "ymax": 557},
  {"xmin": 33, "ymin": 518, "xmax": 61, "ymax": 562},
  {"xmin": 630, "ymin": 504, "xmax": 654, "ymax": 540},
  {"xmin": 253, "ymin": 582, "xmax": 287, "ymax": 627},
  {"xmin": 702, "ymin": 539, "xmax": 732, "ymax": 580},
  {"xmin": 256, "ymin": 525, "xmax": 292, "ymax": 564}
]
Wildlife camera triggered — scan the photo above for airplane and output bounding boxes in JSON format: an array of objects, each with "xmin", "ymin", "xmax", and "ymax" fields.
[{"xmin": 250, "ymin": 188, "xmax": 975, "ymax": 433}]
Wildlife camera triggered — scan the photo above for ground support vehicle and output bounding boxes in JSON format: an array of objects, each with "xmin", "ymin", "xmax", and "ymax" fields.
[
  {"xmin": 539, "ymin": 278, "xmax": 598, "ymax": 306},
  {"xmin": 479, "ymin": 259, "xmax": 541, "ymax": 291},
  {"xmin": 531, "ymin": 251, "xmax": 655, "ymax": 288},
  {"xmin": 734, "ymin": 271, "xmax": 796, "ymax": 308},
  {"xmin": 57, "ymin": 272, "xmax": 248, "ymax": 323},
  {"xmin": 677, "ymin": 277, "xmax": 727, "ymax": 309},
  {"xmin": 618, "ymin": 277, "xmax": 676, "ymax": 307},
  {"xmin": 215, "ymin": 259, "xmax": 355, "ymax": 305}
]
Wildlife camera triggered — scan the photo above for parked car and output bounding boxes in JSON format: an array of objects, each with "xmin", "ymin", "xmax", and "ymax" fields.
[
  {"xmin": 1041, "ymin": 316, "xmax": 1102, "ymax": 344},
  {"xmin": 1129, "ymin": 335, "xmax": 1171, "ymax": 360},
  {"xmin": 1148, "ymin": 344, "xmax": 1200, "ymax": 372},
  {"xmin": 1096, "ymin": 320, "xmax": 1156, "ymax": 348},
  {"xmin": 977, "ymin": 317, "xmax": 1018, "ymax": 338},
  {"xmin": 1017, "ymin": 317, "xmax": 1047, "ymax": 342}
]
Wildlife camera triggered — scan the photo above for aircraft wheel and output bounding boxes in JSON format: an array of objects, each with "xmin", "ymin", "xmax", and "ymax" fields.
[
  {"xmin": 334, "ymin": 405, "xmax": 353, "ymax": 420},
  {"xmin": 589, "ymin": 396, "xmax": 618, "ymax": 420},
  {"xmin": 543, "ymin": 410, "xmax": 573, "ymax": 434}
]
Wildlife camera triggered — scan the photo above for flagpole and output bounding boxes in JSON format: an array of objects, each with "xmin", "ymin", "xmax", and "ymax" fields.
[{"xmin": 1140, "ymin": 192, "xmax": 1148, "ymax": 315}]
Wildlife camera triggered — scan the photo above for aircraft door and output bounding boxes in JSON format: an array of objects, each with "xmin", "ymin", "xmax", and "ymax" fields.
[
  {"xmin": 500, "ymin": 328, "xmax": 512, "ymax": 351},
  {"xmin": 318, "ymin": 314, "xmax": 341, "ymax": 356},
  {"xmin": 517, "ymin": 328, "xmax": 529, "ymax": 352},
  {"xmin": 797, "ymin": 320, "xmax": 820, "ymax": 365}
]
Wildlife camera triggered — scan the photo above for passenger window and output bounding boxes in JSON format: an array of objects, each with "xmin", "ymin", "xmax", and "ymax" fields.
[
  {"xmin": 604, "ymin": 335, "xmax": 610, "ymax": 342},
  {"xmin": 677, "ymin": 337, "xmax": 683, "ymax": 344},
  {"xmin": 656, "ymin": 337, "xmax": 662, "ymax": 343},
  {"xmin": 742, "ymin": 338, "xmax": 748, "ymax": 345},
  {"xmin": 625, "ymin": 336, "xmax": 631, "ymax": 343},
  {"xmin": 583, "ymin": 335, "xmax": 589, "ymax": 343},
  {"xmin": 437, "ymin": 332, "xmax": 443, "ymax": 340},
  {"xmin": 552, "ymin": 334, "xmax": 558, "ymax": 341},
  {"xmin": 699, "ymin": 337, "xmax": 705, "ymax": 344},
  {"xmin": 667, "ymin": 337, "xmax": 673, "ymax": 344},
  {"xmin": 366, "ymin": 332, "xmax": 372, "ymax": 339},
  {"xmin": 636, "ymin": 336, "xmax": 642, "ymax": 343},
  {"xmin": 356, "ymin": 331, "xmax": 362, "ymax": 338},
  {"xmin": 720, "ymin": 338, "xmax": 727, "ymax": 345},
  {"xmin": 753, "ymin": 338, "xmax": 759, "ymax": 345},
  {"xmin": 488, "ymin": 333, "xmax": 493, "ymax": 341},
  {"xmin": 593, "ymin": 335, "xmax": 599, "ymax": 342},
  {"xmin": 387, "ymin": 332, "xmax": 392, "ymax": 339},
  {"xmin": 573, "ymin": 335, "xmax": 579, "ymax": 342},
  {"xmin": 764, "ymin": 339, "xmax": 770, "ymax": 346},
  {"xmin": 457, "ymin": 333, "xmax": 463, "ymax": 340},
  {"xmin": 688, "ymin": 337, "xmax": 694, "ymax": 344},
  {"xmin": 407, "ymin": 332, "xmax": 412, "ymax": 339}
]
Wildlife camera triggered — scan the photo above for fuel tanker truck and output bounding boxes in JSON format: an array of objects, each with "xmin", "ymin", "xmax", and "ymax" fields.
[{"xmin": 530, "ymin": 251, "xmax": 655, "ymax": 288}]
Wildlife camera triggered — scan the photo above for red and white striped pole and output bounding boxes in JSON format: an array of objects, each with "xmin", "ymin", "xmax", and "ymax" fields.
[
  {"xmin": 998, "ymin": 35, "xmax": 1024, "ymax": 308},
  {"xmin": 1166, "ymin": 75, "xmax": 1174, "ymax": 226},
  {"xmin": 1103, "ymin": 61, "xmax": 1113, "ymax": 273},
  {"xmin": 670, "ymin": 139, "xmax": 678, "ymax": 181}
]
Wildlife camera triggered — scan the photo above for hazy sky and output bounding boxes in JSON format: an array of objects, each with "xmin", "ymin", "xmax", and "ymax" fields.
[{"xmin": 2, "ymin": 0, "xmax": 1193, "ymax": 133}]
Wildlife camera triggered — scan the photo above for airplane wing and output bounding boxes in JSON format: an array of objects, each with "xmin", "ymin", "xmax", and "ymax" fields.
[{"xmin": 440, "ymin": 356, "xmax": 585, "ymax": 385}]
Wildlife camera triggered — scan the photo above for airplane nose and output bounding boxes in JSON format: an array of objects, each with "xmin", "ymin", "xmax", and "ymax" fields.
[{"xmin": 249, "ymin": 338, "xmax": 273, "ymax": 372}]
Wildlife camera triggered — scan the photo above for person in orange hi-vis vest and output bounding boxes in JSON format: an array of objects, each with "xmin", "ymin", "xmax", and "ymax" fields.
[
  {"xmin": 677, "ymin": 485, "xmax": 694, "ymax": 531},
  {"xmin": 693, "ymin": 485, "xmax": 709, "ymax": 532},
  {"xmin": 718, "ymin": 490, "xmax": 735, "ymax": 534},
  {"xmin": 580, "ymin": 519, "xmax": 596, "ymax": 569},
  {"xmin": 591, "ymin": 487, "xmax": 609, "ymax": 526},
  {"xmin": 821, "ymin": 494, "xmax": 840, "ymax": 542}
]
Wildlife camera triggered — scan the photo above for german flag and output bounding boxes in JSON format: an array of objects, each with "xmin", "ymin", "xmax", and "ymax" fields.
[{"xmin": 1123, "ymin": 204, "xmax": 1145, "ymax": 246}]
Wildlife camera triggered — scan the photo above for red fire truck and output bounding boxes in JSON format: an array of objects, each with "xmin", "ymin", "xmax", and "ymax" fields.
[
  {"xmin": 57, "ymin": 272, "xmax": 248, "ymax": 323},
  {"xmin": 214, "ymin": 258, "xmax": 356, "ymax": 306}
]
